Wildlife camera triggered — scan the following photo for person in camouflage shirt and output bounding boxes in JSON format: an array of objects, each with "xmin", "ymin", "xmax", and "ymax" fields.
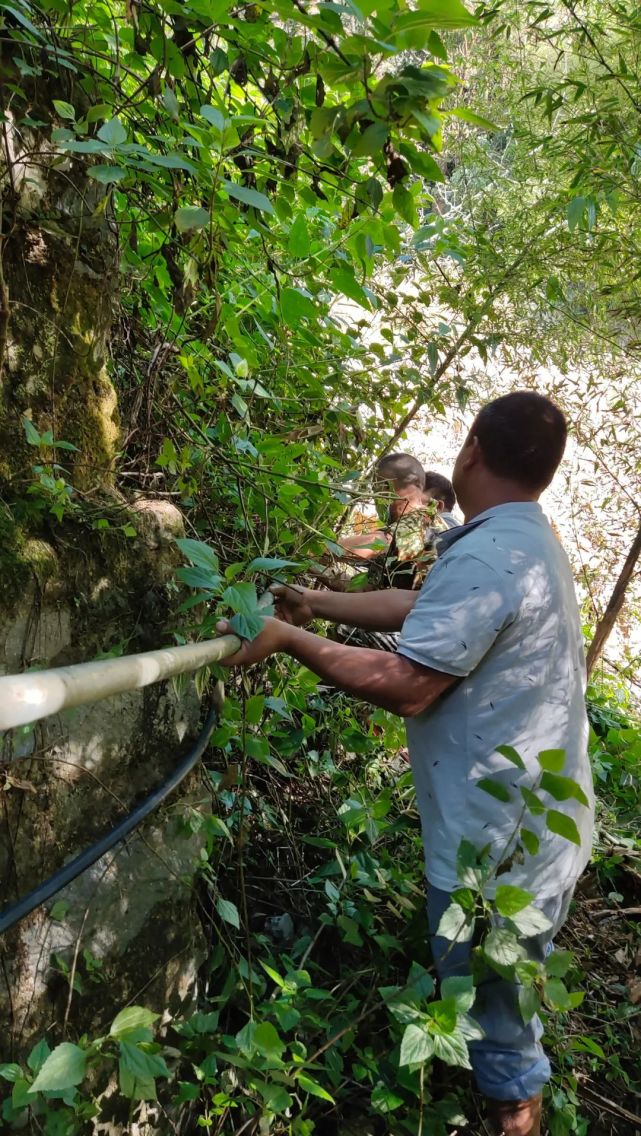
[{"xmin": 334, "ymin": 454, "xmax": 458, "ymax": 652}]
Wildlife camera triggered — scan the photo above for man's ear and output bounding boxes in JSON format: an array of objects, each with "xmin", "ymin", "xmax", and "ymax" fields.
[
  {"xmin": 462, "ymin": 434, "xmax": 483, "ymax": 470},
  {"xmin": 436, "ymin": 499, "xmax": 445, "ymax": 512}
]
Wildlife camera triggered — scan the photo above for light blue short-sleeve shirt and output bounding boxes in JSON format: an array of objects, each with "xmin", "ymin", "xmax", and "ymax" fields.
[{"xmin": 397, "ymin": 502, "xmax": 594, "ymax": 899}]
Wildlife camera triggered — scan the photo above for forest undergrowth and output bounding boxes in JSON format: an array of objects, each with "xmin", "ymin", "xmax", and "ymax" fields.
[{"xmin": 3, "ymin": 658, "xmax": 640, "ymax": 1136}]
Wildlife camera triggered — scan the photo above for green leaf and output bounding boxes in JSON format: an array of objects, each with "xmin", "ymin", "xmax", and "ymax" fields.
[
  {"xmin": 27, "ymin": 1040, "xmax": 50, "ymax": 1075},
  {"xmin": 119, "ymin": 1041, "xmax": 169, "ymax": 1082},
  {"xmin": 494, "ymin": 885, "xmax": 533, "ymax": 917},
  {"xmin": 89, "ymin": 164, "xmax": 126, "ymax": 184},
  {"xmin": 545, "ymin": 949, "xmax": 573, "ymax": 978},
  {"xmin": 482, "ymin": 927, "xmax": 522, "ymax": 968},
  {"xmin": 287, "ymin": 213, "xmax": 310, "ymax": 257},
  {"xmin": 440, "ymin": 974, "xmax": 475, "ymax": 1012},
  {"xmin": 477, "ymin": 777, "xmax": 511, "ymax": 803},
  {"xmin": 0, "ymin": 1064, "xmax": 23, "ymax": 1083},
  {"xmin": 518, "ymin": 985, "xmax": 541, "ymax": 1024},
  {"xmin": 29, "ymin": 1043, "xmax": 86, "ymax": 1093},
  {"xmin": 495, "ymin": 744, "xmax": 526, "ymax": 770},
  {"xmin": 260, "ymin": 1082, "xmax": 293, "ymax": 1112},
  {"xmin": 175, "ymin": 206, "xmax": 210, "ymax": 233},
  {"xmin": 436, "ymin": 900, "xmax": 474, "ymax": 942},
  {"xmin": 296, "ymin": 1073, "xmax": 334, "ymax": 1101},
  {"xmin": 449, "ymin": 107, "xmax": 498, "ymax": 130},
  {"xmin": 537, "ymin": 748, "xmax": 566, "ymax": 773},
  {"xmin": 223, "ymin": 582, "xmax": 259, "ymax": 616},
  {"xmin": 97, "ymin": 117, "xmax": 127, "ymax": 146},
  {"xmin": 329, "ymin": 267, "xmax": 370, "ymax": 309},
  {"xmin": 176, "ymin": 538, "xmax": 220, "ymax": 573},
  {"xmin": 22, "ymin": 416, "xmax": 41, "ymax": 445},
  {"xmin": 49, "ymin": 899, "xmax": 69, "ymax": 921},
  {"xmin": 540, "ymin": 772, "xmax": 589, "ymax": 807},
  {"xmin": 507, "ymin": 904, "xmax": 553, "ymax": 937},
  {"xmin": 176, "ymin": 565, "xmax": 222, "ymax": 591},
  {"xmin": 399, "ymin": 1023, "xmax": 435, "ymax": 1066},
  {"xmin": 520, "ymin": 828, "xmax": 540, "ymax": 856},
  {"xmin": 216, "ymin": 897, "xmax": 240, "ymax": 928},
  {"xmin": 162, "ymin": 84, "xmax": 180, "ymax": 119},
  {"xmin": 223, "ymin": 181, "xmax": 275, "ymax": 214},
  {"xmin": 546, "ymin": 809, "xmax": 581, "ymax": 846},
  {"xmin": 351, "ymin": 121, "xmax": 388, "ymax": 157},
  {"xmin": 253, "ymin": 1022, "xmax": 285, "ymax": 1059},
  {"xmin": 247, "ymin": 556, "xmax": 300, "ymax": 572},
  {"xmin": 200, "ymin": 104, "xmax": 226, "ymax": 131},
  {"xmin": 281, "ymin": 286, "xmax": 317, "ymax": 324},
  {"xmin": 53, "ymin": 99, "xmax": 75, "ymax": 120},
  {"xmin": 430, "ymin": 1028, "xmax": 471, "ymax": 1069},
  {"xmin": 404, "ymin": 0, "xmax": 477, "ymax": 29},
  {"xmin": 111, "ymin": 1007, "xmax": 159, "ymax": 1040},
  {"xmin": 520, "ymin": 787, "xmax": 545, "ymax": 816},
  {"xmin": 229, "ymin": 611, "xmax": 265, "ymax": 640}
]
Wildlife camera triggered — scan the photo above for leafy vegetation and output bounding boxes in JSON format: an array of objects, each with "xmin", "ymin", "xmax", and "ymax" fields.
[{"xmin": 2, "ymin": 0, "xmax": 641, "ymax": 1134}]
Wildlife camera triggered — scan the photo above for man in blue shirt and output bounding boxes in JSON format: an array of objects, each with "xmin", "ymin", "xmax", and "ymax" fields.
[{"xmin": 217, "ymin": 392, "xmax": 594, "ymax": 1136}]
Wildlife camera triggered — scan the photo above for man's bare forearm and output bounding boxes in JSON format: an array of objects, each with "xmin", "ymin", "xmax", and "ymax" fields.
[
  {"xmin": 281, "ymin": 625, "xmax": 453, "ymax": 715},
  {"xmin": 308, "ymin": 587, "xmax": 418, "ymax": 630}
]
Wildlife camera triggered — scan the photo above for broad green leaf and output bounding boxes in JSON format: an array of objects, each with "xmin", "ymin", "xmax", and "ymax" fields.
[
  {"xmin": 27, "ymin": 1040, "xmax": 50, "ymax": 1075},
  {"xmin": 477, "ymin": 777, "xmax": 511, "ymax": 803},
  {"xmin": 247, "ymin": 556, "xmax": 300, "ymax": 572},
  {"xmin": 253, "ymin": 1022, "xmax": 285, "ymax": 1059},
  {"xmin": 399, "ymin": 1023, "xmax": 435, "ymax": 1066},
  {"xmin": 405, "ymin": 0, "xmax": 477, "ymax": 29},
  {"xmin": 520, "ymin": 828, "xmax": 540, "ymax": 856},
  {"xmin": 53, "ymin": 99, "xmax": 75, "ymax": 119},
  {"xmin": 537, "ymin": 748, "xmax": 566, "ymax": 773},
  {"xmin": 176, "ymin": 565, "xmax": 222, "ymax": 591},
  {"xmin": 229, "ymin": 612, "xmax": 265, "ymax": 640},
  {"xmin": 89, "ymin": 164, "xmax": 125, "ymax": 183},
  {"xmin": 482, "ymin": 927, "xmax": 522, "ymax": 968},
  {"xmin": 223, "ymin": 180, "xmax": 275, "ymax": 214},
  {"xmin": 216, "ymin": 897, "xmax": 240, "ymax": 928},
  {"xmin": 281, "ymin": 286, "xmax": 317, "ymax": 324},
  {"xmin": 97, "ymin": 117, "xmax": 127, "ymax": 146},
  {"xmin": 200, "ymin": 104, "xmax": 226, "ymax": 131},
  {"xmin": 545, "ymin": 949, "xmax": 573, "ymax": 978},
  {"xmin": 518, "ymin": 985, "xmax": 541, "ymax": 1024},
  {"xmin": 546, "ymin": 809, "xmax": 581, "ymax": 846},
  {"xmin": 175, "ymin": 206, "xmax": 210, "ymax": 233},
  {"xmin": 0, "ymin": 1064, "xmax": 23, "ymax": 1083},
  {"xmin": 507, "ymin": 904, "xmax": 553, "ymax": 937},
  {"xmin": 29, "ymin": 1043, "xmax": 86, "ymax": 1093},
  {"xmin": 296, "ymin": 1073, "xmax": 334, "ymax": 1101},
  {"xmin": 494, "ymin": 885, "xmax": 533, "ymax": 917},
  {"xmin": 430, "ymin": 1028, "xmax": 471, "ymax": 1069},
  {"xmin": 540, "ymin": 772, "xmax": 589, "ymax": 807},
  {"xmin": 520, "ymin": 787, "xmax": 545, "ymax": 816},
  {"xmin": 49, "ymin": 899, "xmax": 69, "ymax": 920},
  {"xmin": 449, "ymin": 106, "xmax": 498, "ymax": 130},
  {"xmin": 495, "ymin": 744, "xmax": 526, "ymax": 770},
  {"xmin": 223, "ymin": 582, "xmax": 259, "ymax": 615},
  {"xmin": 440, "ymin": 974, "xmax": 475, "ymax": 1012},
  {"xmin": 436, "ymin": 900, "xmax": 474, "ymax": 942},
  {"xmin": 287, "ymin": 213, "xmax": 310, "ymax": 257},
  {"xmin": 22, "ymin": 416, "xmax": 41, "ymax": 445},
  {"xmin": 111, "ymin": 1007, "xmax": 159, "ymax": 1040},
  {"xmin": 351, "ymin": 121, "xmax": 388, "ymax": 157},
  {"xmin": 176, "ymin": 538, "xmax": 220, "ymax": 572},
  {"xmin": 260, "ymin": 1083, "xmax": 293, "ymax": 1112}
]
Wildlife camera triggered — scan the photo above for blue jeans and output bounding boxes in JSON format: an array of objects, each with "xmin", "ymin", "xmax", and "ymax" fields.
[{"xmin": 427, "ymin": 884, "xmax": 574, "ymax": 1101}]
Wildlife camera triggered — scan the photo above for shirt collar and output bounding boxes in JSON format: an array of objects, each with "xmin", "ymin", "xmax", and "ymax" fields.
[{"xmin": 436, "ymin": 501, "xmax": 543, "ymax": 554}]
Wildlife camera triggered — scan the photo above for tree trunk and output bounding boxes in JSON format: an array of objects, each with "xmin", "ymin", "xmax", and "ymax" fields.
[{"xmin": 586, "ymin": 514, "xmax": 641, "ymax": 677}]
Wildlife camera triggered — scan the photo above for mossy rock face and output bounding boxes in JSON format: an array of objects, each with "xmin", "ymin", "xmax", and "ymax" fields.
[{"xmin": 0, "ymin": 124, "xmax": 120, "ymax": 492}]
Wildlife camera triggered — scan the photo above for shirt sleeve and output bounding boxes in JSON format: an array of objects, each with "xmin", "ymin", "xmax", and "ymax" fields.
[{"xmin": 397, "ymin": 551, "xmax": 517, "ymax": 677}]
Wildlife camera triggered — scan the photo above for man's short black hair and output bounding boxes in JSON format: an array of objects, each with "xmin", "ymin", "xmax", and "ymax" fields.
[
  {"xmin": 473, "ymin": 391, "xmax": 567, "ymax": 491},
  {"xmin": 375, "ymin": 451, "xmax": 425, "ymax": 490},
  {"xmin": 424, "ymin": 470, "xmax": 456, "ymax": 511}
]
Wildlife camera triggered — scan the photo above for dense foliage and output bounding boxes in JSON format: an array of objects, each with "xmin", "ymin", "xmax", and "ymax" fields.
[{"xmin": 2, "ymin": 1, "xmax": 641, "ymax": 1134}]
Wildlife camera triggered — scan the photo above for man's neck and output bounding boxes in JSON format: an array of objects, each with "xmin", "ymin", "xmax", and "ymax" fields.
[{"xmin": 463, "ymin": 486, "xmax": 539, "ymax": 524}]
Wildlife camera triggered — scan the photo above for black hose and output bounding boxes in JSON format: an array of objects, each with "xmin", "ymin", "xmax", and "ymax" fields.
[{"xmin": 0, "ymin": 702, "xmax": 219, "ymax": 936}]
